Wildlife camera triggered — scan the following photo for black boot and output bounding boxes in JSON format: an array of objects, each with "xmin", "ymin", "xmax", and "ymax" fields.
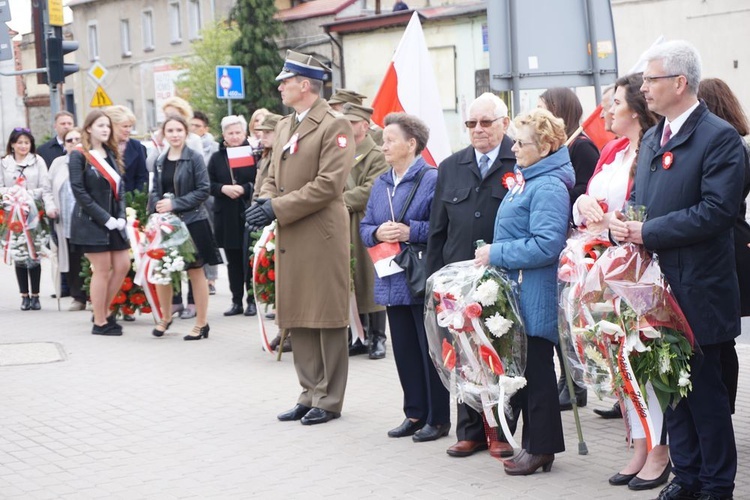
[
  {"xmin": 20, "ymin": 295, "xmax": 31, "ymax": 311},
  {"xmin": 368, "ymin": 310, "xmax": 387, "ymax": 360}
]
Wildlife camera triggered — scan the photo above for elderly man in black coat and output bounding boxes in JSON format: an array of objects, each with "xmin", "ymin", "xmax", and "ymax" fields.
[
  {"xmin": 611, "ymin": 41, "xmax": 745, "ymax": 500},
  {"xmin": 426, "ymin": 92, "xmax": 518, "ymax": 459}
]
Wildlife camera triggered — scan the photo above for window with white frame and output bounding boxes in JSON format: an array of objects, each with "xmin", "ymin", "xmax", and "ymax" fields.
[
  {"xmin": 188, "ymin": 0, "xmax": 202, "ymax": 40},
  {"xmin": 120, "ymin": 19, "xmax": 131, "ymax": 57},
  {"xmin": 87, "ymin": 22, "xmax": 99, "ymax": 61},
  {"xmin": 169, "ymin": 1, "xmax": 182, "ymax": 44},
  {"xmin": 146, "ymin": 99, "xmax": 156, "ymax": 130},
  {"xmin": 142, "ymin": 10, "xmax": 155, "ymax": 51}
]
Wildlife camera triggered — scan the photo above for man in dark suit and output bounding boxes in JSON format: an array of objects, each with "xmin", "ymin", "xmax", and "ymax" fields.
[
  {"xmin": 426, "ymin": 92, "xmax": 518, "ymax": 459},
  {"xmin": 610, "ymin": 40, "xmax": 744, "ymax": 500},
  {"xmin": 37, "ymin": 111, "xmax": 75, "ymax": 167}
]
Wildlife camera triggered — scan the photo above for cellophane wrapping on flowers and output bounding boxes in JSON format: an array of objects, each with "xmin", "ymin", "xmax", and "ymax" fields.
[
  {"xmin": 250, "ymin": 221, "xmax": 276, "ymax": 311},
  {"xmin": 0, "ymin": 186, "xmax": 51, "ymax": 268},
  {"xmin": 560, "ymin": 232, "xmax": 696, "ymax": 412},
  {"xmin": 425, "ymin": 261, "xmax": 527, "ymax": 425},
  {"xmin": 142, "ymin": 212, "xmax": 196, "ymax": 291}
]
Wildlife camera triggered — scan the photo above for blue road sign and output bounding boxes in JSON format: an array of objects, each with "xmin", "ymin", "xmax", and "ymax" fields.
[{"xmin": 216, "ymin": 65, "xmax": 245, "ymax": 99}]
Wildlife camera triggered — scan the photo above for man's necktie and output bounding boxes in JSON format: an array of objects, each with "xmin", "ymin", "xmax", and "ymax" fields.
[
  {"xmin": 479, "ymin": 154, "xmax": 490, "ymax": 178},
  {"xmin": 661, "ymin": 123, "xmax": 672, "ymax": 148}
]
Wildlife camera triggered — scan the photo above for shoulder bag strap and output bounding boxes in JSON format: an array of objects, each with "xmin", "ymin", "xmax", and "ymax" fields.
[{"xmin": 396, "ymin": 167, "xmax": 429, "ymax": 223}]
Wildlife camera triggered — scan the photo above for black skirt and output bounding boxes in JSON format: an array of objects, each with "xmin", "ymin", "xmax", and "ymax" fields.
[
  {"xmin": 75, "ymin": 229, "xmax": 130, "ymax": 254},
  {"xmin": 186, "ymin": 218, "xmax": 223, "ymax": 269}
]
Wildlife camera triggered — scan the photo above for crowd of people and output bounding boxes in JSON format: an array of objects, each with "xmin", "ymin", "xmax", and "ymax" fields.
[{"xmin": 2, "ymin": 39, "xmax": 747, "ymax": 500}]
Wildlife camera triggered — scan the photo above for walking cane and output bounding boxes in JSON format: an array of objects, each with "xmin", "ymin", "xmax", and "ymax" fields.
[{"xmin": 559, "ymin": 329, "xmax": 588, "ymax": 455}]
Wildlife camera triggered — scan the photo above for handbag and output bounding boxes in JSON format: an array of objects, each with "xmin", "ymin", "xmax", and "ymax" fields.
[{"xmin": 393, "ymin": 168, "xmax": 429, "ymax": 298}]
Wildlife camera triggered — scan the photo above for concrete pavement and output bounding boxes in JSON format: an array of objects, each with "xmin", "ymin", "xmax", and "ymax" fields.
[{"xmin": 1, "ymin": 262, "xmax": 748, "ymax": 499}]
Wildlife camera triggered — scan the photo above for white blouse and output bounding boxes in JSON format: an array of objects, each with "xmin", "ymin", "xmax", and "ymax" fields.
[{"xmin": 572, "ymin": 146, "xmax": 634, "ymax": 227}]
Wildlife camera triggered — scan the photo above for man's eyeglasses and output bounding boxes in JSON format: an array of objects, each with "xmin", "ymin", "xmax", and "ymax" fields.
[
  {"xmin": 642, "ymin": 74, "xmax": 681, "ymax": 84},
  {"xmin": 465, "ymin": 117, "xmax": 502, "ymax": 129},
  {"xmin": 14, "ymin": 127, "xmax": 31, "ymax": 133},
  {"xmin": 65, "ymin": 138, "xmax": 81, "ymax": 144}
]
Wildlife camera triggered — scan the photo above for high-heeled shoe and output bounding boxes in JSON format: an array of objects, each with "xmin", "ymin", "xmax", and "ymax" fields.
[
  {"xmin": 152, "ymin": 319, "xmax": 172, "ymax": 338},
  {"xmin": 628, "ymin": 462, "xmax": 671, "ymax": 491},
  {"xmin": 503, "ymin": 450, "xmax": 554, "ymax": 476},
  {"xmin": 184, "ymin": 324, "xmax": 209, "ymax": 341}
]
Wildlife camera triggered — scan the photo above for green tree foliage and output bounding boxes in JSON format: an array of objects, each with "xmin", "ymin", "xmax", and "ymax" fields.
[
  {"xmin": 173, "ymin": 20, "xmax": 240, "ymax": 129},
  {"xmin": 229, "ymin": 0, "xmax": 286, "ymax": 116}
]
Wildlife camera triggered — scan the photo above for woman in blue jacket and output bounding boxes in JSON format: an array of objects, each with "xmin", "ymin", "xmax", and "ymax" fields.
[
  {"xmin": 360, "ymin": 113, "xmax": 450, "ymax": 443},
  {"xmin": 475, "ymin": 108, "xmax": 573, "ymax": 475}
]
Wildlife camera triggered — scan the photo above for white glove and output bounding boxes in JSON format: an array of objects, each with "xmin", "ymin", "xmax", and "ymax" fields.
[
  {"xmin": 115, "ymin": 218, "xmax": 126, "ymax": 231},
  {"xmin": 104, "ymin": 217, "xmax": 118, "ymax": 230}
]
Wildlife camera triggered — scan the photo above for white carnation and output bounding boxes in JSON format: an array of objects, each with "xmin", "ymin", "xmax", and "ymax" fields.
[
  {"xmin": 473, "ymin": 279, "xmax": 500, "ymax": 307},
  {"xmin": 498, "ymin": 375, "xmax": 527, "ymax": 394},
  {"xmin": 485, "ymin": 313, "xmax": 513, "ymax": 338},
  {"xmin": 584, "ymin": 345, "xmax": 607, "ymax": 369},
  {"xmin": 678, "ymin": 369, "xmax": 691, "ymax": 388},
  {"xmin": 265, "ymin": 242, "xmax": 275, "ymax": 252}
]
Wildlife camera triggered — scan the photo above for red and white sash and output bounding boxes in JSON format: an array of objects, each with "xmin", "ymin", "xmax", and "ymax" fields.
[{"xmin": 77, "ymin": 146, "xmax": 121, "ymax": 200}]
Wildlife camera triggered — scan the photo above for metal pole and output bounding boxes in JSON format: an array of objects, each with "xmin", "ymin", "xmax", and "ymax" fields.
[
  {"xmin": 228, "ymin": 99, "xmax": 232, "ymax": 116},
  {"xmin": 585, "ymin": 0, "xmax": 602, "ymax": 103},
  {"xmin": 50, "ymin": 85, "xmax": 60, "ymax": 121},
  {"xmin": 508, "ymin": 0, "xmax": 520, "ymax": 115}
]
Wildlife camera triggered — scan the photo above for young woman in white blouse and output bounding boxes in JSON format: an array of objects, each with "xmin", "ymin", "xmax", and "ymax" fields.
[{"xmin": 573, "ymin": 74, "xmax": 672, "ymax": 492}]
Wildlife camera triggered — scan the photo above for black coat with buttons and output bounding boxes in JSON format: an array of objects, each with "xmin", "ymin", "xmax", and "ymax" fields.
[
  {"xmin": 207, "ymin": 141, "xmax": 256, "ymax": 249},
  {"xmin": 68, "ymin": 148, "xmax": 126, "ymax": 246},
  {"xmin": 426, "ymin": 136, "xmax": 516, "ymax": 276}
]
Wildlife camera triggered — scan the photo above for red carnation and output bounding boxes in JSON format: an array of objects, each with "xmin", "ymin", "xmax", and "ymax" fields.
[
  {"xmin": 141, "ymin": 306, "xmax": 152, "ymax": 313},
  {"xmin": 9, "ymin": 220, "xmax": 23, "ymax": 233},
  {"xmin": 260, "ymin": 255, "xmax": 270, "ymax": 267},
  {"xmin": 121, "ymin": 277, "xmax": 133, "ymax": 291},
  {"xmin": 130, "ymin": 292, "xmax": 146, "ymax": 305},
  {"xmin": 268, "ymin": 269, "xmax": 275, "ymax": 281},
  {"xmin": 0, "ymin": 210, "xmax": 5, "ymax": 224},
  {"xmin": 121, "ymin": 306, "xmax": 135, "ymax": 315},
  {"xmin": 147, "ymin": 248, "xmax": 166, "ymax": 260},
  {"xmin": 112, "ymin": 291, "xmax": 126, "ymax": 305}
]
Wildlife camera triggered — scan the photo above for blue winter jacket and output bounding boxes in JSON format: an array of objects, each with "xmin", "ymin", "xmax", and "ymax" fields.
[
  {"xmin": 489, "ymin": 146, "xmax": 575, "ymax": 344},
  {"xmin": 360, "ymin": 157, "xmax": 437, "ymax": 306}
]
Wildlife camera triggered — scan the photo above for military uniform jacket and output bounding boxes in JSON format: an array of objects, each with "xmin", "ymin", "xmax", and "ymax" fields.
[
  {"xmin": 344, "ymin": 135, "xmax": 389, "ymax": 314},
  {"xmin": 260, "ymin": 98, "xmax": 355, "ymax": 329}
]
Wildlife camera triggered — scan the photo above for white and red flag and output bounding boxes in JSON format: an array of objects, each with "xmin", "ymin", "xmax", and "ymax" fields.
[
  {"xmin": 227, "ymin": 145, "xmax": 256, "ymax": 169},
  {"xmin": 371, "ymin": 12, "xmax": 451, "ymax": 167}
]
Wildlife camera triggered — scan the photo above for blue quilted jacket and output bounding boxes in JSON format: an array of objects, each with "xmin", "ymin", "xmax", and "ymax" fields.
[{"xmin": 489, "ymin": 146, "xmax": 575, "ymax": 343}]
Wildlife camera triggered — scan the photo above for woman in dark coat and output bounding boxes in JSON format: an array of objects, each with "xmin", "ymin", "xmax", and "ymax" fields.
[
  {"xmin": 360, "ymin": 113, "xmax": 449, "ymax": 443},
  {"xmin": 150, "ymin": 114, "xmax": 222, "ymax": 340},
  {"xmin": 207, "ymin": 115, "xmax": 257, "ymax": 316},
  {"xmin": 106, "ymin": 105, "xmax": 148, "ymax": 194},
  {"xmin": 697, "ymin": 77, "xmax": 750, "ymax": 414},
  {"xmin": 68, "ymin": 110, "xmax": 130, "ymax": 336},
  {"xmin": 539, "ymin": 86, "xmax": 600, "ymax": 409}
]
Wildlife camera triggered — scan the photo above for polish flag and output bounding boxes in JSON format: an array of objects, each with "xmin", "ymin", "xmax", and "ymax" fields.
[
  {"xmin": 227, "ymin": 145, "xmax": 256, "ymax": 169},
  {"xmin": 371, "ymin": 12, "xmax": 451, "ymax": 167}
]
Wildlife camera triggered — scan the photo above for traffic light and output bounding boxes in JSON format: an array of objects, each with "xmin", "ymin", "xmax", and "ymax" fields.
[{"xmin": 46, "ymin": 36, "xmax": 79, "ymax": 85}]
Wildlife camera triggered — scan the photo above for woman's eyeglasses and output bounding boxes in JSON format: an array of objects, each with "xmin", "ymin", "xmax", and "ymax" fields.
[
  {"xmin": 65, "ymin": 138, "xmax": 81, "ymax": 144},
  {"xmin": 513, "ymin": 139, "xmax": 533, "ymax": 148}
]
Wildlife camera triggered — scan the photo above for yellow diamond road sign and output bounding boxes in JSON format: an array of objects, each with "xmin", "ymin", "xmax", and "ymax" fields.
[
  {"xmin": 88, "ymin": 62, "xmax": 107, "ymax": 83},
  {"xmin": 90, "ymin": 86, "xmax": 113, "ymax": 108}
]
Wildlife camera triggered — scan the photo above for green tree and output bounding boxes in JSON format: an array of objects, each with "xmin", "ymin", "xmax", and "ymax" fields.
[
  {"xmin": 229, "ymin": 0, "xmax": 285, "ymax": 116},
  {"xmin": 173, "ymin": 20, "xmax": 239, "ymax": 128}
]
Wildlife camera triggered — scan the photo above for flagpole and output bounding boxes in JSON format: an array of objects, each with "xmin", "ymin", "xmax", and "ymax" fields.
[{"xmin": 584, "ymin": 0, "xmax": 603, "ymax": 103}]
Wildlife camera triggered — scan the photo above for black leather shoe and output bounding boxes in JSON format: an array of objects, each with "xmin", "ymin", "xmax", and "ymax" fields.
[
  {"xmin": 20, "ymin": 296, "xmax": 31, "ymax": 311},
  {"xmin": 244, "ymin": 302, "xmax": 257, "ymax": 316},
  {"xmin": 656, "ymin": 482, "xmax": 700, "ymax": 500},
  {"xmin": 223, "ymin": 303, "xmax": 243, "ymax": 316},
  {"xmin": 277, "ymin": 404, "xmax": 311, "ymax": 422},
  {"xmin": 697, "ymin": 494, "xmax": 733, "ymax": 500},
  {"xmin": 595, "ymin": 402, "xmax": 623, "ymax": 419},
  {"xmin": 349, "ymin": 339, "xmax": 368, "ymax": 356},
  {"xmin": 628, "ymin": 463, "xmax": 671, "ymax": 491},
  {"xmin": 387, "ymin": 418, "xmax": 424, "ymax": 438},
  {"xmin": 609, "ymin": 472, "xmax": 637, "ymax": 486},
  {"xmin": 369, "ymin": 337, "xmax": 386, "ymax": 359},
  {"xmin": 92, "ymin": 322, "xmax": 123, "ymax": 336},
  {"xmin": 412, "ymin": 422, "xmax": 451, "ymax": 442},
  {"xmin": 29, "ymin": 296, "xmax": 41, "ymax": 310},
  {"xmin": 301, "ymin": 407, "xmax": 341, "ymax": 425}
]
